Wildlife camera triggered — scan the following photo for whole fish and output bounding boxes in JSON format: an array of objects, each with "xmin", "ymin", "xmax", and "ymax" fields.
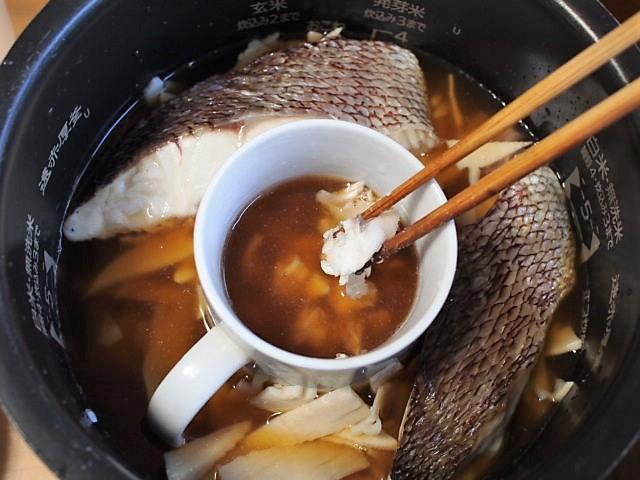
[
  {"xmin": 392, "ymin": 167, "xmax": 576, "ymax": 479},
  {"xmin": 64, "ymin": 38, "xmax": 437, "ymax": 241}
]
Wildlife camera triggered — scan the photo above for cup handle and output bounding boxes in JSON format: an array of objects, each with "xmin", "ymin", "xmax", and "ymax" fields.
[{"xmin": 147, "ymin": 326, "xmax": 250, "ymax": 446}]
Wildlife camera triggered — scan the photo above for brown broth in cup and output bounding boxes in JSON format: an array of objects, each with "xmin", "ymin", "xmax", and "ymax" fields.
[{"xmin": 223, "ymin": 176, "xmax": 419, "ymax": 358}]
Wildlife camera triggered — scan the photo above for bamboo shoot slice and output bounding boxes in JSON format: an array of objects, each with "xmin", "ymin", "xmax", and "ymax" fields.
[
  {"xmin": 242, "ymin": 387, "xmax": 369, "ymax": 449},
  {"xmin": 445, "ymin": 140, "xmax": 532, "ymax": 185},
  {"xmin": 173, "ymin": 257, "xmax": 197, "ymax": 284},
  {"xmin": 89, "ymin": 226, "xmax": 193, "ymax": 295},
  {"xmin": 325, "ymin": 428, "xmax": 398, "ymax": 451},
  {"xmin": 545, "ymin": 324, "xmax": 583, "ymax": 356},
  {"xmin": 350, "ymin": 384, "xmax": 386, "ymax": 436},
  {"xmin": 251, "ymin": 385, "xmax": 317, "ymax": 413},
  {"xmin": 164, "ymin": 421, "xmax": 251, "ymax": 480},
  {"xmin": 537, "ymin": 379, "xmax": 576, "ymax": 403},
  {"xmin": 218, "ymin": 440, "xmax": 369, "ymax": 480}
]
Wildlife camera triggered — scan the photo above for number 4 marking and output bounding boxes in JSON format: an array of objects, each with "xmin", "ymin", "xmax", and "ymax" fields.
[
  {"xmin": 394, "ymin": 31, "xmax": 408, "ymax": 43},
  {"xmin": 370, "ymin": 29, "xmax": 409, "ymax": 43}
]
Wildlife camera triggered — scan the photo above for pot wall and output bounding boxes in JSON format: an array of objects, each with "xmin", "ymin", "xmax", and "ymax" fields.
[{"xmin": 0, "ymin": 1, "xmax": 639, "ymax": 478}]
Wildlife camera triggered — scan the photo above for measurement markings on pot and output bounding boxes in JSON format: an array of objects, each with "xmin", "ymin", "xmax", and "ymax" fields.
[
  {"xmin": 565, "ymin": 135, "xmax": 624, "ymax": 263},
  {"xmin": 24, "ymin": 215, "xmax": 63, "ymax": 346},
  {"xmin": 592, "ymin": 273, "xmax": 621, "ymax": 371},
  {"xmin": 564, "ymin": 168, "xmax": 601, "ymax": 262},
  {"xmin": 237, "ymin": 1, "xmax": 300, "ymax": 31},
  {"xmin": 580, "ymin": 136, "xmax": 623, "ymax": 251},
  {"xmin": 24, "ymin": 215, "xmax": 42, "ymax": 330},
  {"xmin": 38, "ymin": 105, "xmax": 91, "ymax": 195},
  {"xmin": 580, "ymin": 288, "xmax": 590, "ymax": 340},
  {"xmin": 363, "ymin": 0, "xmax": 427, "ymax": 33},
  {"xmin": 370, "ymin": 28, "xmax": 410, "ymax": 44}
]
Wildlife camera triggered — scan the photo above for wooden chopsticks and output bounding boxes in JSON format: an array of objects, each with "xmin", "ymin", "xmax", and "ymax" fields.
[
  {"xmin": 363, "ymin": 10, "xmax": 640, "ymax": 222},
  {"xmin": 363, "ymin": 11, "xmax": 640, "ymax": 261},
  {"xmin": 379, "ymin": 76, "xmax": 640, "ymax": 259}
]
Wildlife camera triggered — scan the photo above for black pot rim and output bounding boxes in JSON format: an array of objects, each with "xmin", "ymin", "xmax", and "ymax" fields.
[
  {"xmin": 0, "ymin": 2, "xmax": 149, "ymax": 477},
  {"xmin": 0, "ymin": 0, "xmax": 639, "ymax": 478}
]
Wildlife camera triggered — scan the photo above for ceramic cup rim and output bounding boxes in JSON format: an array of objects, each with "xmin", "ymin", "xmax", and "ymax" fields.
[{"xmin": 194, "ymin": 119, "xmax": 457, "ymax": 372}]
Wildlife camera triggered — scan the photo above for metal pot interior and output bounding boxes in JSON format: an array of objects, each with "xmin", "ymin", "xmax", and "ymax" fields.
[{"xmin": 0, "ymin": 0, "xmax": 639, "ymax": 478}]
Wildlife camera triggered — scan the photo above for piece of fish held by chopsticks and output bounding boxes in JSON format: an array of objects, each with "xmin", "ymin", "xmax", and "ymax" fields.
[
  {"xmin": 392, "ymin": 167, "xmax": 576, "ymax": 480},
  {"xmin": 63, "ymin": 37, "xmax": 438, "ymax": 241}
]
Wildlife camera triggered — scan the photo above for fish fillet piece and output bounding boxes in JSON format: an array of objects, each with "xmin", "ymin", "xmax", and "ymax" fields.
[
  {"xmin": 64, "ymin": 38, "xmax": 438, "ymax": 241},
  {"xmin": 321, "ymin": 211, "xmax": 400, "ymax": 285},
  {"xmin": 392, "ymin": 167, "xmax": 576, "ymax": 480}
]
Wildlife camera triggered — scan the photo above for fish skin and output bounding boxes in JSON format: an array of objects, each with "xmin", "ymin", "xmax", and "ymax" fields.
[
  {"xmin": 392, "ymin": 167, "xmax": 576, "ymax": 480},
  {"xmin": 132, "ymin": 38, "xmax": 437, "ymax": 152},
  {"xmin": 63, "ymin": 38, "xmax": 437, "ymax": 241}
]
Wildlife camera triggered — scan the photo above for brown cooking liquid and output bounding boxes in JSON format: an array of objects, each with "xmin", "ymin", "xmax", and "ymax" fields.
[
  {"xmin": 223, "ymin": 176, "xmax": 418, "ymax": 358},
  {"xmin": 60, "ymin": 49, "xmax": 580, "ymax": 480}
]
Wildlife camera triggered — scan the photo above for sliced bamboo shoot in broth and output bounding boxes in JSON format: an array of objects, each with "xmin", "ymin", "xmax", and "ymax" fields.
[{"xmin": 60, "ymin": 35, "xmax": 582, "ymax": 480}]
